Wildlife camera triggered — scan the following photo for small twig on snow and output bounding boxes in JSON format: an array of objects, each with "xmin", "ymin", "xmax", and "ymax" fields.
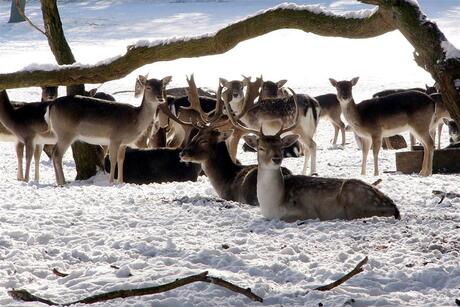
[
  {"xmin": 314, "ymin": 257, "xmax": 368, "ymax": 291},
  {"xmin": 52, "ymin": 268, "xmax": 69, "ymax": 277},
  {"xmin": 371, "ymin": 179, "xmax": 382, "ymax": 186}
]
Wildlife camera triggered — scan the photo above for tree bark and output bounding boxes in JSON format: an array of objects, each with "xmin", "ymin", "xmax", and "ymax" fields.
[
  {"xmin": 8, "ymin": 0, "xmax": 26, "ymax": 23},
  {"xmin": 40, "ymin": 0, "xmax": 103, "ymax": 180},
  {"xmin": 0, "ymin": 1, "xmax": 458, "ymax": 124}
]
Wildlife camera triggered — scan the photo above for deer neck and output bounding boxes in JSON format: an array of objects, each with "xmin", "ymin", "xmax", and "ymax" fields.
[
  {"xmin": 138, "ymin": 97, "xmax": 159, "ymax": 129},
  {"xmin": 338, "ymin": 97, "xmax": 362, "ymax": 128},
  {"xmin": 256, "ymin": 164, "xmax": 285, "ymax": 219},
  {"xmin": 202, "ymin": 141, "xmax": 241, "ymax": 194}
]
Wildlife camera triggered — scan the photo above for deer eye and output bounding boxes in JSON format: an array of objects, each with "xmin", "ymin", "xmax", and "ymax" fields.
[
  {"xmin": 259, "ymin": 147, "xmax": 265, "ymax": 152},
  {"xmin": 146, "ymin": 86, "xmax": 152, "ymax": 90}
]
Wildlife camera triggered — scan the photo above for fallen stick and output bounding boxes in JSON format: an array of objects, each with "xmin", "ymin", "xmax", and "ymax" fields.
[
  {"xmin": 8, "ymin": 271, "xmax": 263, "ymax": 305},
  {"xmin": 52, "ymin": 268, "xmax": 69, "ymax": 277},
  {"xmin": 371, "ymin": 179, "xmax": 382, "ymax": 186},
  {"xmin": 314, "ymin": 257, "xmax": 368, "ymax": 291}
]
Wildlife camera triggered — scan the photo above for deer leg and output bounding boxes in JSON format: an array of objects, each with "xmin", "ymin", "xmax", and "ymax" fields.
[
  {"xmin": 338, "ymin": 119, "xmax": 346, "ymax": 146},
  {"xmin": 437, "ymin": 122, "xmax": 443, "ymax": 149},
  {"xmin": 108, "ymin": 142, "xmax": 121, "ymax": 183},
  {"xmin": 332, "ymin": 123, "xmax": 339, "ymax": 145},
  {"xmin": 15, "ymin": 142, "xmax": 24, "ymax": 181},
  {"xmin": 52, "ymin": 138, "xmax": 72, "ymax": 186},
  {"xmin": 361, "ymin": 138, "xmax": 371, "ymax": 176},
  {"xmin": 383, "ymin": 137, "xmax": 393, "ymax": 150},
  {"xmin": 410, "ymin": 134, "xmax": 416, "ymax": 150},
  {"xmin": 34, "ymin": 144, "xmax": 43, "ymax": 182},
  {"xmin": 23, "ymin": 140, "xmax": 35, "ymax": 182},
  {"xmin": 414, "ymin": 130, "xmax": 434, "ymax": 176},
  {"xmin": 307, "ymin": 138, "xmax": 317, "ymax": 175},
  {"xmin": 116, "ymin": 145, "xmax": 127, "ymax": 184},
  {"xmin": 371, "ymin": 136, "xmax": 382, "ymax": 176}
]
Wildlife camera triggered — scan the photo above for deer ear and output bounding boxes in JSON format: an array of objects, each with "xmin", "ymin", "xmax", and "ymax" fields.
[
  {"xmin": 276, "ymin": 79, "xmax": 288, "ymax": 88},
  {"xmin": 329, "ymin": 78, "xmax": 338, "ymax": 87},
  {"xmin": 219, "ymin": 78, "xmax": 229, "ymax": 87},
  {"xmin": 218, "ymin": 130, "xmax": 233, "ymax": 142},
  {"xmin": 443, "ymin": 118, "xmax": 451, "ymax": 125},
  {"xmin": 162, "ymin": 76, "xmax": 172, "ymax": 86},
  {"xmin": 243, "ymin": 135, "xmax": 258, "ymax": 150},
  {"xmin": 135, "ymin": 76, "xmax": 146, "ymax": 98},
  {"xmin": 88, "ymin": 88, "xmax": 98, "ymax": 97},
  {"xmin": 351, "ymin": 77, "xmax": 359, "ymax": 86},
  {"xmin": 281, "ymin": 134, "xmax": 299, "ymax": 149},
  {"xmin": 242, "ymin": 75, "xmax": 251, "ymax": 86}
]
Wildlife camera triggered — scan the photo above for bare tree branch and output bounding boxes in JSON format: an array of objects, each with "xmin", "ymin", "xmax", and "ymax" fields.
[
  {"xmin": 314, "ymin": 257, "xmax": 368, "ymax": 291},
  {"xmin": 8, "ymin": 271, "xmax": 263, "ymax": 305},
  {"xmin": 14, "ymin": 0, "xmax": 48, "ymax": 37},
  {"xmin": 0, "ymin": 6, "xmax": 394, "ymax": 89}
]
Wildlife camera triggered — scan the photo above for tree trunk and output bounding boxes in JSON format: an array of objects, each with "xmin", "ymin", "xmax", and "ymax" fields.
[
  {"xmin": 40, "ymin": 0, "xmax": 102, "ymax": 180},
  {"xmin": 0, "ymin": 1, "xmax": 458, "ymax": 124},
  {"xmin": 8, "ymin": 0, "xmax": 26, "ymax": 23}
]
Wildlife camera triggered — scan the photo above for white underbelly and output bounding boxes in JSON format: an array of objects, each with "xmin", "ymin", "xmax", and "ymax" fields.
[
  {"xmin": 381, "ymin": 125, "xmax": 410, "ymax": 137},
  {"xmin": 35, "ymin": 135, "xmax": 57, "ymax": 145},
  {"xmin": 77, "ymin": 135, "xmax": 110, "ymax": 146},
  {"xmin": 0, "ymin": 133, "xmax": 17, "ymax": 142}
]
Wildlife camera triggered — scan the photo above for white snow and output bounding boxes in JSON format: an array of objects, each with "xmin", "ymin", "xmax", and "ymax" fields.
[
  {"xmin": 0, "ymin": 1, "xmax": 460, "ymax": 306},
  {"xmin": 441, "ymin": 40, "xmax": 460, "ymax": 59}
]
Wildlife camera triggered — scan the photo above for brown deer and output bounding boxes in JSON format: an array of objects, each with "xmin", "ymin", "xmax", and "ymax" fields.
[
  {"xmin": 314, "ymin": 93, "xmax": 346, "ymax": 146},
  {"xmin": 48, "ymin": 75, "xmax": 171, "ymax": 185},
  {"xmin": 159, "ymin": 76, "xmax": 291, "ymax": 206},
  {"xmin": 330, "ymin": 77, "xmax": 435, "ymax": 176},
  {"xmin": 0, "ymin": 89, "xmax": 57, "ymax": 182},
  {"xmin": 223, "ymin": 77, "xmax": 320, "ymax": 175},
  {"xmin": 226, "ymin": 91, "xmax": 400, "ymax": 222}
]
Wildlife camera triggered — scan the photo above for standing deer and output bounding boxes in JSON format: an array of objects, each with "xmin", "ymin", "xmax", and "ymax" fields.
[
  {"xmin": 48, "ymin": 75, "xmax": 172, "ymax": 185},
  {"xmin": 330, "ymin": 77, "xmax": 435, "ymax": 176},
  {"xmin": 160, "ymin": 76, "xmax": 291, "ymax": 206},
  {"xmin": 0, "ymin": 89, "xmax": 57, "ymax": 182},
  {"xmin": 226, "ymin": 92, "xmax": 400, "ymax": 222},
  {"xmin": 223, "ymin": 77, "xmax": 320, "ymax": 175},
  {"xmin": 315, "ymin": 93, "xmax": 346, "ymax": 146}
]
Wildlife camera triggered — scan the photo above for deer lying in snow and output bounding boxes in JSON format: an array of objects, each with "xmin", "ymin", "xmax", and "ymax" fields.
[
  {"xmin": 160, "ymin": 75, "xmax": 291, "ymax": 206},
  {"xmin": 48, "ymin": 75, "xmax": 172, "ymax": 185},
  {"xmin": 0, "ymin": 88, "xmax": 57, "ymax": 182},
  {"xmin": 330, "ymin": 77, "xmax": 435, "ymax": 176},
  {"xmin": 225, "ymin": 91, "xmax": 400, "ymax": 222},
  {"xmin": 104, "ymin": 146, "xmax": 201, "ymax": 184},
  {"xmin": 223, "ymin": 76, "xmax": 320, "ymax": 175}
]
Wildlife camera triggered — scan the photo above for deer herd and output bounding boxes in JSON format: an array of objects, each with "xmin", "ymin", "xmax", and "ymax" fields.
[{"xmin": 0, "ymin": 74, "xmax": 458, "ymax": 222}]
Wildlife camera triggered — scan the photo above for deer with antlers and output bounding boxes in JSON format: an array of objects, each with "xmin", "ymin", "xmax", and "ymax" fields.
[
  {"xmin": 224, "ymin": 91, "xmax": 400, "ymax": 222},
  {"xmin": 159, "ymin": 75, "xmax": 292, "ymax": 206},
  {"xmin": 222, "ymin": 76, "xmax": 319, "ymax": 175}
]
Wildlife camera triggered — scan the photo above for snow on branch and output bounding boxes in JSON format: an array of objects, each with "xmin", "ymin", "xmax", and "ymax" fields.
[{"xmin": 0, "ymin": 3, "xmax": 395, "ymax": 89}]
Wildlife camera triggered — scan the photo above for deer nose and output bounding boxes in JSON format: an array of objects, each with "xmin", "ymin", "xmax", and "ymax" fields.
[
  {"xmin": 233, "ymin": 93, "xmax": 239, "ymax": 98},
  {"xmin": 271, "ymin": 157, "xmax": 282, "ymax": 165}
]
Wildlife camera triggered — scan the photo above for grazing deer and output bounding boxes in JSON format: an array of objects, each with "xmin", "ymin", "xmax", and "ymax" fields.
[
  {"xmin": 315, "ymin": 93, "xmax": 346, "ymax": 146},
  {"xmin": 0, "ymin": 90, "xmax": 57, "ymax": 182},
  {"xmin": 223, "ymin": 77, "xmax": 320, "ymax": 175},
  {"xmin": 429, "ymin": 93, "xmax": 453, "ymax": 149},
  {"xmin": 330, "ymin": 77, "xmax": 435, "ymax": 176},
  {"xmin": 104, "ymin": 146, "xmax": 201, "ymax": 184},
  {"xmin": 226, "ymin": 93, "xmax": 400, "ymax": 222},
  {"xmin": 48, "ymin": 75, "xmax": 172, "ymax": 185},
  {"xmin": 160, "ymin": 76, "xmax": 292, "ymax": 206},
  {"xmin": 372, "ymin": 84, "xmax": 437, "ymax": 98}
]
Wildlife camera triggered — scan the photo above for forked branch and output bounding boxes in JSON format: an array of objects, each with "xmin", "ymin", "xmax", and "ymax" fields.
[{"xmin": 314, "ymin": 256, "xmax": 368, "ymax": 291}]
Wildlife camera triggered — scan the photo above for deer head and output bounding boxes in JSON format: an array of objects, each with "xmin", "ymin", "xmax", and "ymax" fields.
[
  {"xmin": 329, "ymin": 77, "xmax": 359, "ymax": 102},
  {"xmin": 135, "ymin": 74, "xmax": 172, "ymax": 103},
  {"xmin": 260, "ymin": 79, "xmax": 288, "ymax": 100}
]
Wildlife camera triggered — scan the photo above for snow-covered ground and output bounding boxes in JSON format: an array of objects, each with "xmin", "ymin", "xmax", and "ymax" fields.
[{"xmin": 0, "ymin": 1, "xmax": 459, "ymax": 306}]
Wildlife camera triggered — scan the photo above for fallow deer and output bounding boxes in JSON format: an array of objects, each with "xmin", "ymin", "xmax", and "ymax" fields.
[
  {"xmin": 330, "ymin": 77, "xmax": 435, "ymax": 176},
  {"xmin": 315, "ymin": 93, "xmax": 346, "ymax": 146},
  {"xmin": 0, "ymin": 89, "xmax": 57, "ymax": 182},
  {"xmin": 159, "ymin": 76, "xmax": 291, "ymax": 206},
  {"xmin": 445, "ymin": 119, "xmax": 460, "ymax": 148},
  {"xmin": 223, "ymin": 77, "xmax": 320, "ymax": 175},
  {"xmin": 48, "ymin": 75, "xmax": 172, "ymax": 185},
  {"xmin": 104, "ymin": 146, "xmax": 202, "ymax": 184},
  {"xmin": 226, "ymin": 91, "xmax": 400, "ymax": 222}
]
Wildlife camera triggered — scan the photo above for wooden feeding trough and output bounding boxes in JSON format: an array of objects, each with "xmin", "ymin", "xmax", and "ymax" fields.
[{"xmin": 396, "ymin": 147, "xmax": 460, "ymax": 174}]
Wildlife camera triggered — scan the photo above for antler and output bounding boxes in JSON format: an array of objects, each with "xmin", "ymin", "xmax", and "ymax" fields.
[
  {"xmin": 158, "ymin": 101, "xmax": 198, "ymax": 128},
  {"xmin": 183, "ymin": 74, "xmax": 207, "ymax": 125},
  {"xmin": 275, "ymin": 88, "xmax": 300, "ymax": 137},
  {"xmin": 234, "ymin": 76, "xmax": 262, "ymax": 120},
  {"xmin": 206, "ymin": 82, "xmax": 225, "ymax": 124}
]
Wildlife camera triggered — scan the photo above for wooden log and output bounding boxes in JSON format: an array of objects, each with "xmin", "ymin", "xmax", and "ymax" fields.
[{"xmin": 396, "ymin": 148, "xmax": 460, "ymax": 174}]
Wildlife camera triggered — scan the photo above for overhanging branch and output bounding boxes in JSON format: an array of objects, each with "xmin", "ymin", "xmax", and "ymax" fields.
[{"xmin": 0, "ymin": 5, "xmax": 395, "ymax": 89}]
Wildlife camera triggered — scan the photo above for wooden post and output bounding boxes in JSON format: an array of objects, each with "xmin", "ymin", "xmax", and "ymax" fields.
[{"xmin": 396, "ymin": 148, "xmax": 460, "ymax": 174}]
